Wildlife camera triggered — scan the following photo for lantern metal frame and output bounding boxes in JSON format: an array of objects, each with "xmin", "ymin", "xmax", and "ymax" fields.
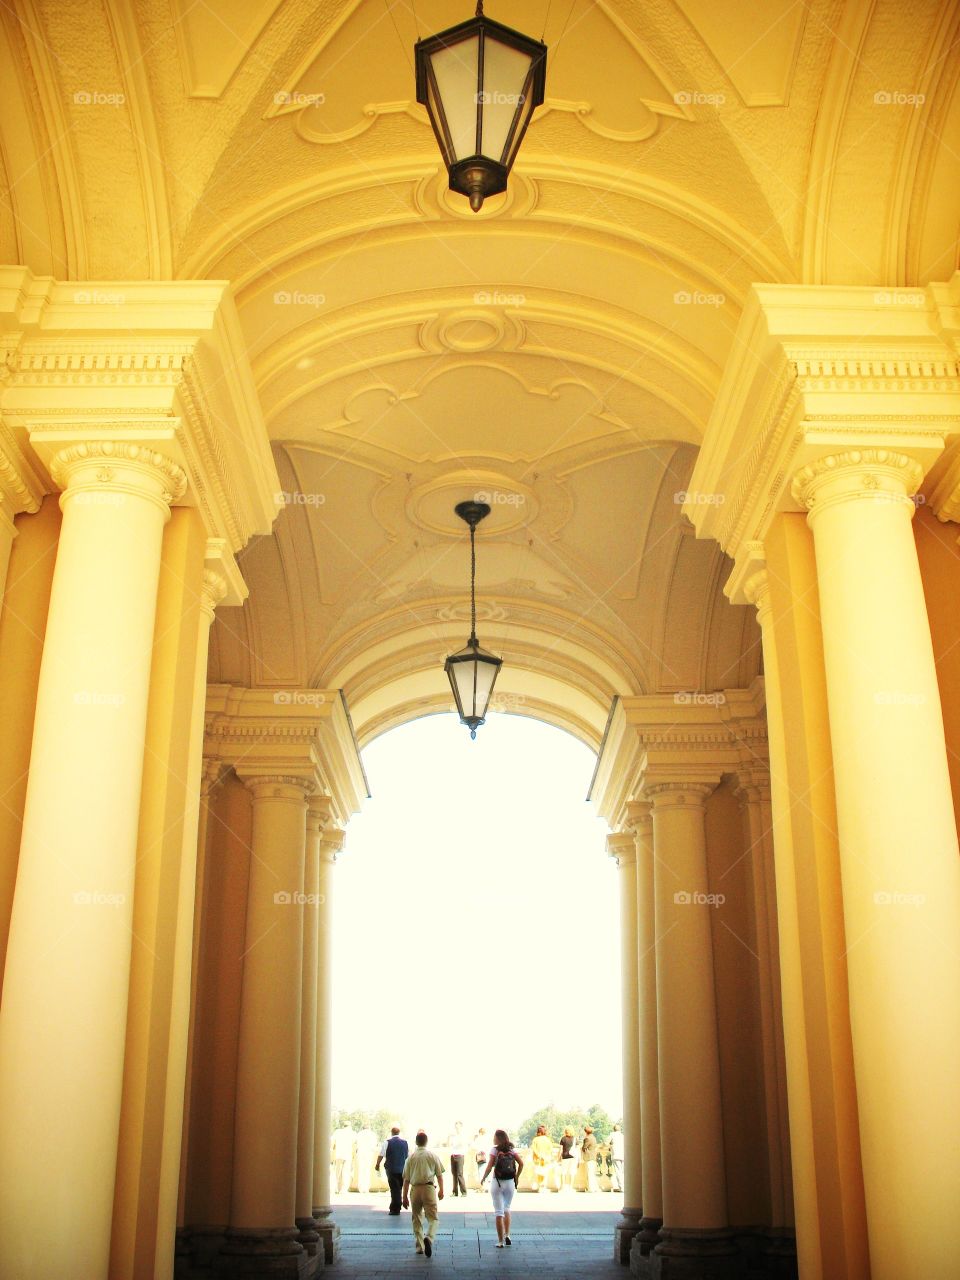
[
  {"xmin": 444, "ymin": 500, "xmax": 503, "ymax": 738},
  {"xmin": 415, "ymin": 0, "xmax": 547, "ymax": 212}
]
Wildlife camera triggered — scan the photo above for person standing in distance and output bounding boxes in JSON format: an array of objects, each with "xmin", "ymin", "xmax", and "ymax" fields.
[
  {"xmin": 609, "ymin": 1122, "xmax": 624, "ymax": 1192},
  {"xmin": 401, "ymin": 1130, "xmax": 445, "ymax": 1257},
  {"xmin": 480, "ymin": 1129, "xmax": 524, "ymax": 1247},
  {"xmin": 375, "ymin": 1126, "xmax": 408, "ymax": 1216},
  {"xmin": 580, "ymin": 1125, "xmax": 599, "ymax": 1192},
  {"xmin": 447, "ymin": 1120, "xmax": 468, "ymax": 1197}
]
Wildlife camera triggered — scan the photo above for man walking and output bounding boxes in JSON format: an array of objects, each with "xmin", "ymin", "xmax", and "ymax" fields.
[
  {"xmin": 376, "ymin": 1126, "xmax": 409, "ymax": 1216},
  {"xmin": 447, "ymin": 1121, "xmax": 467, "ymax": 1197},
  {"xmin": 330, "ymin": 1122, "xmax": 355, "ymax": 1194},
  {"xmin": 402, "ymin": 1130, "xmax": 445, "ymax": 1257}
]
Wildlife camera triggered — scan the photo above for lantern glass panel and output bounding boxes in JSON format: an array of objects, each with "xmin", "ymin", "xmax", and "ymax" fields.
[
  {"xmin": 429, "ymin": 36, "xmax": 480, "ymax": 161},
  {"xmin": 480, "ymin": 38, "xmax": 535, "ymax": 162}
]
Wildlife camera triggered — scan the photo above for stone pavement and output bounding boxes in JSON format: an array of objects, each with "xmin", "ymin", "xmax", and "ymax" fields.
[{"xmin": 331, "ymin": 1193, "xmax": 626, "ymax": 1278}]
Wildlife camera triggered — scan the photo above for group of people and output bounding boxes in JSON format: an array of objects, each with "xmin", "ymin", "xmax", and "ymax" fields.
[{"xmin": 373, "ymin": 1126, "xmax": 525, "ymax": 1257}]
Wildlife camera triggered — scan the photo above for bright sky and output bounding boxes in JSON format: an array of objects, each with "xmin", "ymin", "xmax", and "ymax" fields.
[{"xmin": 331, "ymin": 712, "xmax": 622, "ymax": 1139}]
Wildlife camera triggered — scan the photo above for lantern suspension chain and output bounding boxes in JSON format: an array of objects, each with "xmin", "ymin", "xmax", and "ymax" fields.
[
  {"xmin": 469, "ymin": 518, "xmax": 478, "ymax": 644},
  {"xmin": 476, "ymin": 0, "xmax": 484, "ymax": 15}
]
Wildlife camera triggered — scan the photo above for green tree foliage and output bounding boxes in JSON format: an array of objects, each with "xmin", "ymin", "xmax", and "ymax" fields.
[
  {"xmin": 516, "ymin": 1103, "xmax": 621, "ymax": 1147},
  {"xmin": 331, "ymin": 1107, "xmax": 397, "ymax": 1139}
]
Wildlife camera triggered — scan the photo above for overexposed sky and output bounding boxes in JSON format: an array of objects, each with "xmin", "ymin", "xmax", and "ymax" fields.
[{"xmin": 331, "ymin": 712, "xmax": 622, "ymax": 1138}]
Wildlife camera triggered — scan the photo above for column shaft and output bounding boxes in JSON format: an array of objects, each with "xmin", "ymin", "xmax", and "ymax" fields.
[
  {"xmin": 295, "ymin": 805, "xmax": 325, "ymax": 1250},
  {"xmin": 0, "ymin": 445, "xmax": 182, "ymax": 1280},
  {"xmin": 634, "ymin": 810, "xmax": 662, "ymax": 1249},
  {"xmin": 610, "ymin": 833, "xmax": 642, "ymax": 1261},
  {"xmin": 312, "ymin": 833, "xmax": 342, "ymax": 1263},
  {"xmin": 797, "ymin": 452, "xmax": 960, "ymax": 1278},
  {"xmin": 221, "ymin": 777, "xmax": 309, "ymax": 1267}
]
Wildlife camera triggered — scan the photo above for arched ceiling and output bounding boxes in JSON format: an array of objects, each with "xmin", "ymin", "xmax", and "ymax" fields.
[{"xmin": 2, "ymin": 0, "xmax": 958, "ymax": 746}]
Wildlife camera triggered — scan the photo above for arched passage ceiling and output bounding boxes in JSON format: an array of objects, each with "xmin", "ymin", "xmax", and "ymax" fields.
[{"xmin": 2, "ymin": 0, "xmax": 958, "ymax": 745}]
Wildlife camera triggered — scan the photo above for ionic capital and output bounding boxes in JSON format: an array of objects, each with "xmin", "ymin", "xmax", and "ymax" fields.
[
  {"xmin": 50, "ymin": 440, "xmax": 187, "ymax": 517},
  {"xmin": 240, "ymin": 774, "xmax": 316, "ymax": 803},
  {"xmin": 0, "ymin": 437, "xmax": 43, "ymax": 520},
  {"xmin": 606, "ymin": 831, "xmax": 636, "ymax": 867},
  {"xmin": 790, "ymin": 449, "xmax": 924, "ymax": 522},
  {"xmin": 200, "ymin": 567, "xmax": 229, "ymax": 622}
]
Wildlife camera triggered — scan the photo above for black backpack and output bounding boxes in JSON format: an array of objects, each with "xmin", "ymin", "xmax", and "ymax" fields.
[{"xmin": 494, "ymin": 1149, "xmax": 517, "ymax": 1182}]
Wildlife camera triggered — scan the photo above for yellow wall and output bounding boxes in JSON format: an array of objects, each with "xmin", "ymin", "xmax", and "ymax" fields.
[
  {"xmin": 914, "ymin": 506, "xmax": 960, "ymax": 833},
  {"xmin": 110, "ymin": 508, "xmax": 207, "ymax": 1280},
  {"xmin": 706, "ymin": 779, "xmax": 769, "ymax": 1230},
  {"xmin": 0, "ymin": 497, "xmax": 61, "ymax": 984},
  {"xmin": 764, "ymin": 513, "xmax": 870, "ymax": 1280},
  {"xmin": 183, "ymin": 771, "xmax": 252, "ymax": 1236}
]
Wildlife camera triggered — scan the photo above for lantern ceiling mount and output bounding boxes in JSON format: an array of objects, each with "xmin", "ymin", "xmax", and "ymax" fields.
[
  {"xmin": 415, "ymin": 1, "xmax": 547, "ymax": 213},
  {"xmin": 444, "ymin": 501, "xmax": 503, "ymax": 738}
]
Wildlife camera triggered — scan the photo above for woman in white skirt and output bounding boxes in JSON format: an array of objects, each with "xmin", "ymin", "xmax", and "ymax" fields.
[{"xmin": 480, "ymin": 1129, "xmax": 524, "ymax": 1247}]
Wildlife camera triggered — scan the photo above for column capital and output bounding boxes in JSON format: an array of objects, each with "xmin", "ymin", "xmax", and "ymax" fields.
[
  {"xmin": 306, "ymin": 794, "xmax": 335, "ymax": 833},
  {"xmin": 644, "ymin": 779, "xmax": 715, "ymax": 810},
  {"xmin": 0, "ymin": 432, "xmax": 44, "ymax": 521},
  {"xmin": 239, "ymin": 774, "xmax": 316, "ymax": 802},
  {"xmin": 50, "ymin": 440, "xmax": 187, "ymax": 516},
  {"xmin": 682, "ymin": 279, "xmax": 960, "ymax": 567},
  {"xmin": 624, "ymin": 798, "xmax": 653, "ymax": 833},
  {"xmin": 791, "ymin": 448, "xmax": 924, "ymax": 520},
  {"xmin": 200, "ymin": 758, "xmax": 226, "ymax": 797},
  {"xmin": 318, "ymin": 827, "xmax": 345, "ymax": 864},
  {"xmin": 607, "ymin": 831, "xmax": 637, "ymax": 866},
  {"xmin": 733, "ymin": 764, "xmax": 772, "ymax": 807}
]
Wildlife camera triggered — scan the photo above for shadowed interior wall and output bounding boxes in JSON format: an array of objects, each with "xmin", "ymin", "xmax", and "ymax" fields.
[
  {"xmin": 0, "ymin": 496, "xmax": 60, "ymax": 983},
  {"xmin": 706, "ymin": 778, "xmax": 769, "ymax": 1229}
]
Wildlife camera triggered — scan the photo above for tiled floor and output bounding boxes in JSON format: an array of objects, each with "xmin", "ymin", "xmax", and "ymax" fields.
[{"xmin": 332, "ymin": 1193, "xmax": 626, "ymax": 1278}]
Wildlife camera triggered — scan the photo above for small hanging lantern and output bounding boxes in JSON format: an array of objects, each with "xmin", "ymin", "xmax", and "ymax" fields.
[{"xmin": 444, "ymin": 501, "xmax": 502, "ymax": 737}]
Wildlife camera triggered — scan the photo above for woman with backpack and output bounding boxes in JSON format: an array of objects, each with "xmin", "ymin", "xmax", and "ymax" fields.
[{"xmin": 479, "ymin": 1129, "xmax": 524, "ymax": 1246}]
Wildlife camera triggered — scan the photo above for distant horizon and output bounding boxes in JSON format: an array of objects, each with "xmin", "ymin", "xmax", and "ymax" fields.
[{"xmin": 330, "ymin": 714, "xmax": 623, "ymax": 1133}]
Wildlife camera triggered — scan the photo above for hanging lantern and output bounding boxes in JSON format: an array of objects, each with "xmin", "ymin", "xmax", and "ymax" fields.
[
  {"xmin": 415, "ymin": 1, "xmax": 547, "ymax": 212},
  {"xmin": 444, "ymin": 501, "xmax": 503, "ymax": 737}
]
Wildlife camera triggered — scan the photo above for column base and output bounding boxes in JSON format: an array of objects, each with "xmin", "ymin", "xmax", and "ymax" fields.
[
  {"xmin": 214, "ymin": 1228, "xmax": 320, "ymax": 1278},
  {"xmin": 311, "ymin": 1207, "xmax": 342, "ymax": 1265},
  {"xmin": 176, "ymin": 1226, "xmax": 228, "ymax": 1276},
  {"xmin": 615, "ymin": 1208, "xmax": 644, "ymax": 1263},
  {"xmin": 761, "ymin": 1229, "xmax": 798, "ymax": 1277},
  {"xmin": 295, "ymin": 1217, "xmax": 321, "ymax": 1257},
  {"xmin": 629, "ymin": 1216, "xmax": 663, "ymax": 1271},
  {"xmin": 649, "ymin": 1227, "xmax": 740, "ymax": 1280}
]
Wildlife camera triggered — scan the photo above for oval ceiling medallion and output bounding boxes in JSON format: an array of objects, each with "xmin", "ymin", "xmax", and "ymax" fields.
[{"xmin": 407, "ymin": 472, "xmax": 538, "ymax": 538}]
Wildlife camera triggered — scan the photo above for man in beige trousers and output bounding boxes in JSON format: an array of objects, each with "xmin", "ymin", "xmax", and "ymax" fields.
[{"xmin": 401, "ymin": 1130, "xmax": 445, "ymax": 1257}]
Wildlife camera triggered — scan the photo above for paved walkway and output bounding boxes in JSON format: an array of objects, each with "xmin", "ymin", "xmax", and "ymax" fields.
[{"xmin": 332, "ymin": 1193, "xmax": 626, "ymax": 1278}]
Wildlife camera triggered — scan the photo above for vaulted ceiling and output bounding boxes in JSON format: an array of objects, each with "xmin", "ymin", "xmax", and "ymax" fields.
[{"xmin": 2, "ymin": 0, "xmax": 958, "ymax": 745}]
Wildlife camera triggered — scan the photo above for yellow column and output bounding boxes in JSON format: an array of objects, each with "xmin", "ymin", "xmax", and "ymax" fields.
[
  {"xmin": 0, "ymin": 442, "xmax": 185, "ymax": 1280},
  {"xmin": 793, "ymin": 449, "xmax": 960, "ymax": 1279},
  {"xmin": 608, "ymin": 831, "xmax": 642, "ymax": 1262},
  {"xmin": 735, "ymin": 766, "xmax": 793, "ymax": 1257},
  {"xmin": 650, "ymin": 780, "xmax": 737, "ymax": 1278},
  {"xmin": 218, "ymin": 775, "xmax": 310, "ymax": 1275},
  {"xmin": 0, "ymin": 503, "xmax": 15, "ymax": 608},
  {"xmin": 312, "ymin": 826, "xmax": 344, "ymax": 1265},
  {"xmin": 629, "ymin": 801, "xmax": 663, "ymax": 1257},
  {"xmin": 295, "ymin": 799, "xmax": 330, "ymax": 1255}
]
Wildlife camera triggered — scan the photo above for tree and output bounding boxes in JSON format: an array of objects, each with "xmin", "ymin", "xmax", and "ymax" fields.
[
  {"xmin": 332, "ymin": 1107, "xmax": 398, "ymax": 1139},
  {"xmin": 516, "ymin": 1103, "xmax": 621, "ymax": 1147}
]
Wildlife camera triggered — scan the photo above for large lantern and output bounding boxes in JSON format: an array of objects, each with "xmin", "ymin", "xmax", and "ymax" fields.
[{"xmin": 415, "ymin": 1, "xmax": 547, "ymax": 212}]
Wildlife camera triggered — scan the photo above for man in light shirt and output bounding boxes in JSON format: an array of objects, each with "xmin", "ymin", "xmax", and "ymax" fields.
[
  {"xmin": 609, "ymin": 1123, "xmax": 625, "ymax": 1192},
  {"xmin": 402, "ymin": 1130, "xmax": 445, "ymax": 1257},
  {"xmin": 331, "ymin": 1123, "xmax": 355, "ymax": 1194}
]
